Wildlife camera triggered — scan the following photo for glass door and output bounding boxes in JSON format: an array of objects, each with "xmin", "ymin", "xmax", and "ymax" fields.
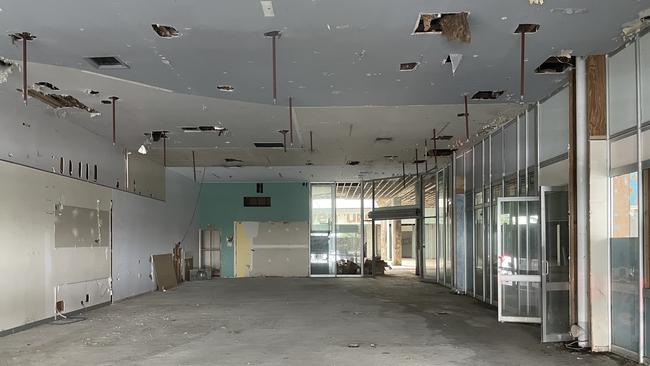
[
  {"xmin": 497, "ymin": 196, "xmax": 542, "ymax": 323},
  {"xmin": 541, "ymin": 187, "xmax": 571, "ymax": 342},
  {"xmin": 310, "ymin": 184, "xmax": 336, "ymax": 275}
]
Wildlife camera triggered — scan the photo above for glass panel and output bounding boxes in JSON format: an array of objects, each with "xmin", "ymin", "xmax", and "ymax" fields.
[
  {"xmin": 475, "ymin": 207, "xmax": 484, "ymax": 298},
  {"xmin": 519, "ymin": 115, "xmax": 527, "ymax": 172},
  {"xmin": 611, "ymin": 172, "xmax": 640, "ymax": 352},
  {"xmin": 528, "ymin": 168, "xmax": 538, "ymax": 196},
  {"xmin": 373, "ymin": 176, "xmax": 418, "ymax": 208},
  {"xmin": 504, "ymin": 176, "xmax": 518, "ymax": 197},
  {"xmin": 311, "ymin": 184, "xmax": 335, "ymax": 275},
  {"xmin": 423, "ymin": 173, "xmax": 436, "ymax": 217},
  {"xmin": 491, "ymin": 184, "xmax": 502, "ymax": 303},
  {"xmin": 501, "ymin": 281, "xmax": 541, "ymax": 318},
  {"xmin": 528, "ymin": 107, "xmax": 538, "ymax": 168},
  {"xmin": 484, "ymin": 141, "xmax": 491, "ymax": 188},
  {"xmin": 445, "ymin": 167, "xmax": 453, "ymax": 286},
  {"xmin": 335, "ymin": 184, "xmax": 362, "ymax": 275},
  {"xmin": 424, "ymin": 217, "xmax": 437, "ymax": 279},
  {"xmin": 642, "ymin": 33, "xmax": 650, "ymax": 124},
  {"xmin": 466, "ymin": 191, "xmax": 474, "ymax": 294},
  {"xmin": 455, "ymin": 157, "xmax": 466, "ymax": 289},
  {"xmin": 438, "ymin": 171, "xmax": 446, "ymax": 282},
  {"xmin": 609, "ymin": 43, "xmax": 638, "ymax": 135},
  {"xmin": 539, "ymin": 88, "xmax": 569, "ymax": 162},
  {"xmin": 611, "ymin": 134, "xmax": 638, "ymax": 171},
  {"xmin": 504, "ymin": 121, "xmax": 518, "ymax": 176},
  {"xmin": 473, "ymin": 143, "xmax": 482, "ymax": 189},
  {"xmin": 491, "ymin": 132, "xmax": 503, "ymax": 182},
  {"xmin": 543, "ymin": 190, "xmax": 570, "ymax": 341}
]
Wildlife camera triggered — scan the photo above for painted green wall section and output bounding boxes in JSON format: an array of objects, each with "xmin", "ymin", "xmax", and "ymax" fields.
[{"xmin": 199, "ymin": 182, "xmax": 309, "ymax": 278}]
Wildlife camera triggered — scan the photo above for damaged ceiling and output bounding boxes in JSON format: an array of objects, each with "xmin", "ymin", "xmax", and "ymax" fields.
[{"xmin": 0, "ymin": 1, "xmax": 647, "ymax": 181}]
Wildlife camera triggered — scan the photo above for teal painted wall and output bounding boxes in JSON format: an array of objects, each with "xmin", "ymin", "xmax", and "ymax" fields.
[{"xmin": 199, "ymin": 182, "xmax": 310, "ymax": 278}]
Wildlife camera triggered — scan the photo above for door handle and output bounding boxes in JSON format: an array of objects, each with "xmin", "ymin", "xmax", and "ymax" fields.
[{"xmin": 543, "ymin": 260, "xmax": 549, "ymax": 276}]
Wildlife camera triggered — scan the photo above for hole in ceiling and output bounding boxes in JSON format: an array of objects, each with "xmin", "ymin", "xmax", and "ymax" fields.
[
  {"xmin": 305, "ymin": 161, "xmax": 314, "ymax": 166},
  {"xmin": 28, "ymin": 89, "xmax": 98, "ymax": 114},
  {"xmin": 150, "ymin": 131, "xmax": 169, "ymax": 142},
  {"xmin": 217, "ymin": 85, "xmax": 235, "ymax": 92},
  {"xmin": 260, "ymin": 1, "xmax": 275, "ymax": 17},
  {"xmin": 432, "ymin": 135, "xmax": 453, "ymax": 141},
  {"xmin": 384, "ymin": 155, "xmax": 399, "ymax": 160},
  {"xmin": 413, "ymin": 12, "xmax": 471, "ymax": 43},
  {"xmin": 0, "ymin": 58, "xmax": 12, "ymax": 67},
  {"xmin": 86, "ymin": 56, "xmax": 129, "ymax": 70},
  {"xmin": 254, "ymin": 142, "xmax": 284, "ymax": 148},
  {"xmin": 427, "ymin": 148, "xmax": 456, "ymax": 157},
  {"xmin": 514, "ymin": 24, "xmax": 540, "ymax": 34},
  {"xmin": 152, "ymin": 24, "xmax": 180, "ymax": 38},
  {"xmin": 101, "ymin": 99, "xmax": 112, "ymax": 104},
  {"xmin": 181, "ymin": 126, "xmax": 228, "ymax": 136},
  {"xmin": 413, "ymin": 159, "xmax": 427, "ymax": 164},
  {"xmin": 34, "ymin": 81, "xmax": 59, "ymax": 91},
  {"xmin": 471, "ymin": 90, "xmax": 505, "ymax": 100},
  {"xmin": 375, "ymin": 137, "xmax": 394, "ymax": 143},
  {"xmin": 225, "ymin": 158, "xmax": 243, "ymax": 163},
  {"xmin": 535, "ymin": 56, "xmax": 575, "ymax": 74},
  {"xmin": 86, "ymin": 89, "xmax": 100, "ymax": 95},
  {"xmin": 347, "ymin": 160, "xmax": 360, "ymax": 166},
  {"xmin": 399, "ymin": 62, "xmax": 419, "ymax": 71}
]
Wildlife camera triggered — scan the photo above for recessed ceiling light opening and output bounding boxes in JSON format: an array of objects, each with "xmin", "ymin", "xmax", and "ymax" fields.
[
  {"xmin": 471, "ymin": 90, "xmax": 505, "ymax": 100},
  {"xmin": 399, "ymin": 62, "xmax": 419, "ymax": 71},
  {"xmin": 152, "ymin": 24, "xmax": 180, "ymax": 38},
  {"xmin": 535, "ymin": 56, "xmax": 575, "ymax": 74},
  {"xmin": 514, "ymin": 24, "xmax": 540, "ymax": 34}
]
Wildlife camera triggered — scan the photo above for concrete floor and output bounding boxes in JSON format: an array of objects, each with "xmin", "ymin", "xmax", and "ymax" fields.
[{"xmin": 0, "ymin": 276, "xmax": 633, "ymax": 366}]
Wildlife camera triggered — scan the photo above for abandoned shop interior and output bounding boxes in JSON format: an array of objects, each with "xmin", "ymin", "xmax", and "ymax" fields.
[{"xmin": 3, "ymin": 1, "xmax": 650, "ymax": 365}]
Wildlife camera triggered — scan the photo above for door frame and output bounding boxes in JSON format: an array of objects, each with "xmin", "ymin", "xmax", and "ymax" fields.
[
  {"xmin": 497, "ymin": 196, "xmax": 542, "ymax": 323},
  {"xmin": 540, "ymin": 185, "xmax": 573, "ymax": 342}
]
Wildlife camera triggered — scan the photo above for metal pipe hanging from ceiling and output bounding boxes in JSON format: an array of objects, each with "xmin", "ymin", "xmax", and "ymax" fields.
[{"xmin": 109, "ymin": 96, "xmax": 119, "ymax": 146}]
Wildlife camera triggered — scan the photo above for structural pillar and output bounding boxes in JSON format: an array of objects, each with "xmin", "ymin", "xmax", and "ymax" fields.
[
  {"xmin": 393, "ymin": 220, "xmax": 402, "ymax": 266},
  {"xmin": 575, "ymin": 56, "xmax": 590, "ymax": 348}
]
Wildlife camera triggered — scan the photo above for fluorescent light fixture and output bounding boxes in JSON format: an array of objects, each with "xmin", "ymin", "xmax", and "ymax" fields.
[
  {"xmin": 138, "ymin": 144, "xmax": 148, "ymax": 154},
  {"xmin": 260, "ymin": 1, "xmax": 275, "ymax": 17}
]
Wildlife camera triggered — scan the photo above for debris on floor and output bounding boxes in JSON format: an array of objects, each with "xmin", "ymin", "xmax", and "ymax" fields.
[
  {"xmin": 337, "ymin": 259, "xmax": 360, "ymax": 275},
  {"xmin": 363, "ymin": 257, "xmax": 392, "ymax": 275}
]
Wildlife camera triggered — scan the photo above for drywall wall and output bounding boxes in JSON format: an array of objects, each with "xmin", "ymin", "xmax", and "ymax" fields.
[
  {"xmin": 199, "ymin": 182, "xmax": 310, "ymax": 278},
  {"xmin": 127, "ymin": 153, "xmax": 166, "ymax": 200},
  {"xmin": 0, "ymin": 160, "xmax": 112, "ymax": 332},
  {"xmin": 235, "ymin": 221, "xmax": 309, "ymax": 277},
  {"xmin": 0, "ymin": 88, "xmax": 124, "ymax": 188},
  {"xmin": 539, "ymin": 159, "xmax": 569, "ymax": 187},
  {"xmin": 111, "ymin": 169, "xmax": 199, "ymax": 301}
]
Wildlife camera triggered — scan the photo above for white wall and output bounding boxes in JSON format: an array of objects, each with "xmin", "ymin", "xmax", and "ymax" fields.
[
  {"xmin": 0, "ymin": 88, "xmax": 124, "ymax": 188},
  {"xmin": 126, "ymin": 153, "xmax": 166, "ymax": 200},
  {"xmin": 111, "ymin": 169, "xmax": 199, "ymax": 301},
  {"xmin": 0, "ymin": 160, "xmax": 112, "ymax": 332}
]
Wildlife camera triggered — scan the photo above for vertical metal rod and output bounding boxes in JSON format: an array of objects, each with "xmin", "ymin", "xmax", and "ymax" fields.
[
  {"xmin": 425, "ymin": 139, "xmax": 429, "ymax": 171},
  {"xmin": 283, "ymin": 132, "xmax": 287, "ymax": 152},
  {"xmin": 163, "ymin": 137, "xmax": 167, "ymax": 167},
  {"xmin": 371, "ymin": 182, "xmax": 376, "ymax": 277},
  {"xmin": 415, "ymin": 147, "xmax": 419, "ymax": 175},
  {"xmin": 111, "ymin": 98, "xmax": 117, "ymax": 146},
  {"xmin": 272, "ymin": 36, "xmax": 277, "ymax": 104},
  {"xmin": 520, "ymin": 32, "xmax": 526, "ymax": 101},
  {"xmin": 22, "ymin": 36, "xmax": 27, "ymax": 105},
  {"xmin": 433, "ymin": 129, "xmax": 438, "ymax": 168},
  {"xmin": 464, "ymin": 95, "xmax": 470, "ymax": 141},
  {"xmin": 192, "ymin": 150, "xmax": 197, "ymax": 182},
  {"xmin": 289, "ymin": 97, "xmax": 293, "ymax": 144},
  {"xmin": 310, "ymin": 131, "xmax": 314, "ymax": 152}
]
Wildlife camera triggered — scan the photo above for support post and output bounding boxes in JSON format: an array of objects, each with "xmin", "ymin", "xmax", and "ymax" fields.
[{"xmin": 575, "ymin": 56, "xmax": 590, "ymax": 348}]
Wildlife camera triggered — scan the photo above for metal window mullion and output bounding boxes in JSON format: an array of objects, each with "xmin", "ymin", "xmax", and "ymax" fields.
[{"xmin": 636, "ymin": 36, "xmax": 645, "ymax": 363}]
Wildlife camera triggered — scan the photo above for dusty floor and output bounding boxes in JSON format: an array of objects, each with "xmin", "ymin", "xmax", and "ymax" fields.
[{"xmin": 0, "ymin": 276, "xmax": 633, "ymax": 366}]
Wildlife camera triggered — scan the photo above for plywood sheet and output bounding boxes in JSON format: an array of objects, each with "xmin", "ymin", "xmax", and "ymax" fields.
[{"xmin": 152, "ymin": 254, "xmax": 177, "ymax": 290}]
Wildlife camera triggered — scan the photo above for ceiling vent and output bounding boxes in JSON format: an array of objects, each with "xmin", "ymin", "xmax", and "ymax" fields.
[
  {"xmin": 472, "ymin": 90, "xmax": 504, "ymax": 100},
  {"xmin": 254, "ymin": 142, "xmax": 284, "ymax": 148},
  {"xmin": 399, "ymin": 62, "xmax": 419, "ymax": 71},
  {"xmin": 535, "ymin": 56, "xmax": 575, "ymax": 74},
  {"xmin": 152, "ymin": 24, "xmax": 179, "ymax": 38},
  {"xmin": 86, "ymin": 56, "xmax": 129, "ymax": 70}
]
